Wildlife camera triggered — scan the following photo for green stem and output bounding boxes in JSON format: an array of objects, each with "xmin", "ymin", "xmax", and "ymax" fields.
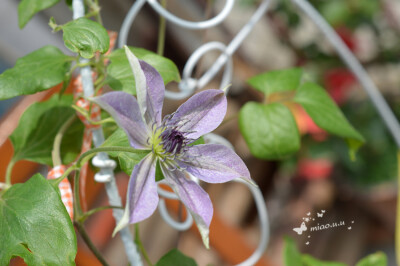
[
  {"xmin": 75, "ymin": 221, "xmax": 109, "ymax": 266},
  {"xmin": 70, "ymin": 61, "xmax": 93, "ymax": 73},
  {"xmin": 79, "ymin": 205, "xmax": 123, "ymax": 222},
  {"xmin": 76, "ymin": 147, "xmax": 150, "ymax": 167},
  {"xmin": 5, "ymin": 159, "xmax": 16, "ymax": 186},
  {"xmin": 51, "ymin": 165, "xmax": 78, "ymax": 187},
  {"xmin": 73, "ymin": 170, "xmax": 83, "ymax": 218},
  {"xmin": 135, "ymin": 224, "xmax": 153, "ymax": 266},
  {"xmin": 396, "ymin": 150, "xmax": 400, "ymax": 265},
  {"xmin": 52, "ymin": 115, "xmax": 77, "ymax": 166},
  {"xmin": 84, "ymin": 0, "xmax": 103, "ymax": 25},
  {"xmin": 84, "ymin": 10, "xmax": 100, "ymax": 20},
  {"xmin": 156, "ymin": 0, "xmax": 167, "ymax": 56},
  {"xmin": 94, "ymin": 81, "xmax": 106, "ymax": 94},
  {"xmin": 71, "ymin": 105, "xmax": 115, "ymax": 126}
]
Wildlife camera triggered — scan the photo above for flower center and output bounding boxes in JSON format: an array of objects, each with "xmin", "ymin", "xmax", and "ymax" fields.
[
  {"xmin": 149, "ymin": 125, "xmax": 188, "ymax": 160},
  {"xmin": 161, "ymin": 128, "xmax": 185, "ymax": 154}
]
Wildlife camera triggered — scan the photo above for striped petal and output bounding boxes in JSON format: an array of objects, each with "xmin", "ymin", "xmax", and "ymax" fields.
[
  {"xmin": 179, "ymin": 144, "xmax": 254, "ymax": 184},
  {"xmin": 93, "ymin": 91, "xmax": 150, "ymax": 149},
  {"xmin": 124, "ymin": 46, "xmax": 164, "ymax": 127},
  {"xmin": 114, "ymin": 154, "xmax": 158, "ymax": 235},
  {"xmin": 168, "ymin": 89, "xmax": 227, "ymax": 140},
  {"xmin": 161, "ymin": 164, "xmax": 213, "ymax": 248}
]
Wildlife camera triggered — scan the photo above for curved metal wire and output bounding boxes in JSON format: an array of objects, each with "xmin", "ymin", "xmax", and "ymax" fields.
[
  {"xmin": 118, "ymin": 0, "xmax": 234, "ymax": 48},
  {"xmin": 234, "ymin": 178, "xmax": 270, "ymax": 266},
  {"xmin": 167, "ymin": 0, "xmax": 272, "ymax": 100},
  {"xmin": 118, "ymin": 0, "xmax": 146, "ymax": 49},
  {"xmin": 147, "ymin": 0, "xmax": 234, "ymax": 30},
  {"xmin": 166, "ymin": 41, "xmax": 233, "ymax": 100},
  {"xmin": 158, "ymin": 199, "xmax": 194, "ymax": 231}
]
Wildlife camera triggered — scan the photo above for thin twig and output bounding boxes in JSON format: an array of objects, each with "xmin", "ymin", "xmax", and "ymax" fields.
[
  {"xmin": 75, "ymin": 221, "xmax": 109, "ymax": 266},
  {"xmin": 156, "ymin": 0, "xmax": 167, "ymax": 56},
  {"xmin": 135, "ymin": 224, "xmax": 153, "ymax": 266},
  {"xmin": 5, "ymin": 159, "xmax": 16, "ymax": 187},
  {"xmin": 79, "ymin": 205, "xmax": 123, "ymax": 222},
  {"xmin": 76, "ymin": 146, "xmax": 150, "ymax": 167},
  {"xmin": 396, "ymin": 151, "xmax": 400, "ymax": 265},
  {"xmin": 52, "ymin": 115, "xmax": 77, "ymax": 166}
]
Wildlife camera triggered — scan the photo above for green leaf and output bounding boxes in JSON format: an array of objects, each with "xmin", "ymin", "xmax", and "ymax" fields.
[
  {"xmin": 0, "ymin": 45, "xmax": 72, "ymax": 100},
  {"xmin": 101, "ymin": 128, "xmax": 149, "ymax": 174},
  {"xmin": 284, "ymin": 237, "xmax": 347, "ymax": 266},
  {"xmin": 293, "ymin": 82, "xmax": 364, "ymax": 158},
  {"xmin": 155, "ymin": 160, "xmax": 164, "ymax": 182},
  {"xmin": 0, "ymin": 174, "xmax": 77, "ymax": 265},
  {"xmin": 189, "ymin": 136, "xmax": 205, "ymax": 146},
  {"xmin": 247, "ymin": 68, "xmax": 303, "ymax": 96},
  {"xmin": 10, "ymin": 95, "xmax": 83, "ymax": 165},
  {"xmin": 302, "ymin": 255, "xmax": 347, "ymax": 266},
  {"xmin": 283, "ymin": 237, "xmax": 302, "ymax": 266},
  {"xmin": 239, "ymin": 102, "xmax": 300, "ymax": 159},
  {"xmin": 156, "ymin": 249, "xmax": 197, "ymax": 266},
  {"xmin": 320, "ymin": 0, "xmax": 350, "ymax": 27},
  {"xmin": 356, "ymin": 252, "xmax": 387, "ymax": 266},
  {"xmin": 60, "ymin": 118, "xmax": 84, "ymax": 165},
  {"xmin": 61, "ymin": 18, "xmax": 109, "ymax": 58},
  {"xmin": 65, "ymin": 0, "xmax": 72, "ymax": 8},
  {"xmin": 106, "ymin": 47, "xmax": 181, "ymax": 94},
  {"xmin": 18, "ymin": 0, "xmax": 60, "ymax": 28}
]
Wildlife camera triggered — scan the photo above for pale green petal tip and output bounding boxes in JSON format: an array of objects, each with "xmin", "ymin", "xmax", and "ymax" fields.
[
  {"xmin": 202, "ymin": 234, "xmax": 210, "ymax": 249},
  {"xmin": 112, "ymin": 219, "xmax": 127, "ymax": 237},
  {"xmin": 198, "ymin": 224, "xmax": 210, "ymax": 249},
  {"xmin": 124, "ymin": 45, "xmax": 136, "ymax": 60},
  {"xmin": 112, "ymin": 205, "xmax": 130, "ymax": 237}
]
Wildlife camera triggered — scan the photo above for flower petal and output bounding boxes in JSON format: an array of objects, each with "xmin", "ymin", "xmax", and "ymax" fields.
[
  {"xmin": 93, "ymin": 91, "xmax": 150, "ymax": 149},
  {"xmin": 128, "ymin": 154, "xmax": 159, "ymax": 223},
  {"xmin": 161, "ymin": 164, "xmax": 213, "ymax": 248},
  {"xmin": 113, "ymin": 154, "xmax": 158, "ymax": 235},
  {"xmin": 169, "ymin": 89, "xmax": 227, "ymax": 139},
  {"xmin": 124, "ymin": 46, "xmax": 164, "ymax": 126},
  {"xmin": 179, "ymin": 144, "xmax": 254, "ymax": 184}
]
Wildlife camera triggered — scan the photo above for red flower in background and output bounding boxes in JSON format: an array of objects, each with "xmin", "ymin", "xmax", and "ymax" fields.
[
  {"xmin": 336, "ymin": 26, "xmax": 357, "ymax": 52},
  {"xmin": 324, "ymin": 68, "xmax": 356, "ymax": 105},
  {"xmin": 297, "ymin": 158, "xmax": 333, "ymax": 180}
]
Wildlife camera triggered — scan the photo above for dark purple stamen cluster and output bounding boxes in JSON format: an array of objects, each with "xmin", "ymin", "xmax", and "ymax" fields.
[{"xmin": 161, "ymin": 128, "xmax": 186, "ymax": 154}]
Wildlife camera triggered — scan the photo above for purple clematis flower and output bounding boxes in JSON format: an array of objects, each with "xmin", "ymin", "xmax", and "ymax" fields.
[{"xmin": 93, "ymin": 46, "xmax": 254, "ymax": 247}]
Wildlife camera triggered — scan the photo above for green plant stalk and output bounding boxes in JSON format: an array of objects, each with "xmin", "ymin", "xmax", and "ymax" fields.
[
  {"xmin": 396, "ymin": 150, "xmax": 400, "ymax": 265},
  {"xmin": 94, "ymin": 80, "xmax": 106, "ymax": 94},
  {"xmin": 71, "ymin": 170, "xmax": 100, "ymax": 265},
  {"xmin": 50, "ymin": 165, "xmax": 78, "ymax": 187},
  {"xmin": 5, "ymin": 158, "xmax": 17, "ymax": 187},
  {"xmin": 52, "ymin": 115, "xmax": 77, "ymax": 166},
  {"xmin": 71, "ymin": 105, "xmax": 115, "ymax": 126},
  {"xmin": 76, "ymin": 146, "xmax": 150, "ymax": 167},
  {"xmin": 156, "ymin": 0, "xmax": 167, "ymax": 56},
  {"xmin": 70, "ymin": 60, "xmax": 93, "ymax": 73},
  {"xmin": 83, "ymin": 0, "xmax": 103, "ymax": 25},
  {"xmin": 75, "ymin": 221, "xmax": 109, "ymax": 266},
  {"xmin": 73, "ymin": 170, "xmax": 83, "ymax": 218},
  {"xmin": 135, "ymin": 224, "xmax": 153, "ymax": 266},
  {"xmin": 79, "ymin": 205, "xmax": 123, "ymax": 222}
]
